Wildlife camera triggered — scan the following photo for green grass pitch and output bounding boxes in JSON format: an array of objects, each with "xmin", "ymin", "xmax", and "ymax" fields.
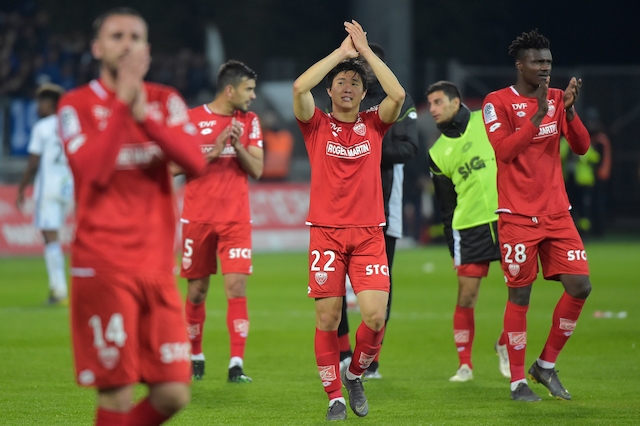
[{"xmin": 1, "ymin": 242, "xmax": 639, "ymax": 425}]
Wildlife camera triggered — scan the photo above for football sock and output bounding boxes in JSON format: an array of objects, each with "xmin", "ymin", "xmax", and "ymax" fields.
[
  {"xmin": 95, "ymin": 407, "xmax": 128, "ymax": 426},
  {"xmin": 185, "ymin": 299, "xmax": 205, "ymax": 355},
  {"xmin": 498, "ymin": 329, "xmax": 508, "ymax": 346},
  {"xmin": 504, "ymin": 301, "xmax": 529, "ymax": 382},
  {"xmin": 539, "ymin": 292, "xmax": 586, "ymax": 364},
  {"xmin": 227, "ymin": 297, "xmax": 249, "ymax": 359},
  {"xmin": 350, "ymin": 322, "xmax": 385, "ymax": 376},
  {"xmin": 315, "ymin": 328, "xmax": 343, "ymax": 400},
  {"xmin": 44, "ymin": 241, "xmax": 67, "ymax": 298},
  {"xmin": 453, "ymin": 305, "xmax": 474, "ymax": 369},
  {"xmin": 127, "ymin": 398, "xmax": 170, "ymax": 426}
]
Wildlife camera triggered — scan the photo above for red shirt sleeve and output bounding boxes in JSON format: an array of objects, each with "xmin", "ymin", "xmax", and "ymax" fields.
[
  {"xmin": 482, "ymin": 93, "xmax": 538, "ymax": 164},
  {"xmin": 563, "ymin": 111, "xmax": 590, "ymax": 156}
]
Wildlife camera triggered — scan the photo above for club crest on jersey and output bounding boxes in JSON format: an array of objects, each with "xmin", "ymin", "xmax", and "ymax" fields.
[
  {"xmin": 547, "ymin": 103, "xmax": 556, "ymax": 117},
  {"xmin": 315, "ymin": 272, "xmax": 328, "ymax": 285},
  {"xmin": 508, "ymin": 263, "xmax": 520, "ymax": 276},
  {"xmin": 353, "ymin": 122, "xmax": 366, "ymax": 136}
]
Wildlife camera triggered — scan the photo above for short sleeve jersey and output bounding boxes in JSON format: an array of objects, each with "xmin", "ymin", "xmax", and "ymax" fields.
[
  {"xmin": 182, "ymin": 105, "xmax": 263, "ymax": 223},
  {"xmin": 297, "ymin": 106, "xmax": 392, "ymax": 227},
  {"xmin": 429, "ymin": 111, "xmax": 498, "ymax": 230},
  {"xmin": 482, "ymin": 86, "xmax": 589, "ymax": 216},
  {"xmin": 58, "ymin": 79, "xmax": 197, "ymax": 274},
  {"xmin": 27, "ymin": 115, "xmax": 73, "ymax": 199}
]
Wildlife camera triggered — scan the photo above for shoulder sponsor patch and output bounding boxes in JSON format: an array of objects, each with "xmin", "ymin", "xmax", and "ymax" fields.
[
  {"xmin": 483, "ymin": 103, "xmax": 497, "ymax": 124},
  {"xmin": 489, "ymin": 122, "xmax": 502, "ymax": 133}
]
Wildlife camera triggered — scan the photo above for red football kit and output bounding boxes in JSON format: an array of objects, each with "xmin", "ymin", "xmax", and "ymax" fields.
[
  {"xmin": 58, "ymin": 79, "xmax": 205, "ymax": 388},
  {"xmin": 180, "ymin": 105, "xmax": 263, "ymax": 277},
  {"xmin": 297, "ymin": 107, "xmax": 392, "ymax": 297},
  {"xmin": 482, "ymin": 86, "xmax": 590, "ymax": 286}
]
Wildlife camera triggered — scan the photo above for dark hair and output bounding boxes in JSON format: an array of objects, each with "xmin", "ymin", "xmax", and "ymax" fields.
[
  {"xmin": 426, "ymin": 80, "xmax": 461, "ymax": 101},
  {"xmin": 508, "ymin": 29, "xmax": 550, "ymax": 60},
  {"xmin": 36, "ymin": 83, "xmax": 64, "ymax": 106},
  {"xmin": 325, "ymin": 59, "xmax": 368, "ymax": 93},
  {"xmin": 93, "ymin": 7, "xmax": 147, "ymax": 39},
  {"xmin": 369, "ymin": 43, "xmax": 385, "ymax": 62},
  {"xmin": 216, "ymin": 60, "xmax": 257, "ymax": 94}
]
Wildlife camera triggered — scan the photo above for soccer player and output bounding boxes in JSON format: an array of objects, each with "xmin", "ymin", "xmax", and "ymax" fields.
[
  {"xmin": 426, "ymin": 81, "xmax": 510, "ymax": 382},
  {"xmin": 293, "ymin": 20, "xmax": 405, "ymax": 420},
  {"xmin": 57, "ymin": 8, "xmax": 206, "ymax": 425},
  {"xmin": 337, "ymin": 43, "xmax": 419, "ymax": 379},
  {"xmin": 482, "ymin": 29, "xmax": 592, "ymax": 402},
  {"xmin": 16, "ymin": 83, "xmax": 72, "ymax": 306},
  {"xmin": 179, "ymin": 60, "xmax": 263, "ymax": 383}
]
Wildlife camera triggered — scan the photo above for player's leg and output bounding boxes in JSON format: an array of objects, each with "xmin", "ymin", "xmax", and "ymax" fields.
[
  {"xmin": 530, "ymin": 215, "xmax": 591, "ymax": 400},
  {"xmin": 449, "ymin": 274, "xmax": 481, "ymax": 382},
  {"xmin": 218, "ymin": 222, "xmax": 253, "ymax": 383},
  {"xmin": 135, "ymin": 274, "xmax": 191, "ymax": 424},
  {"xmin": 498, "ymin": 214, "xmax": 542, "ymax": 401},
  {"xmin": 337, "ymin": 294, "xmax": 352, "ymax": 375},
  {"xmin": 180, "ymin": 222, "xmax": 217, "ymax": 380},
  {"xmin": 308, "ymin": 227, "xmax": 348, "ymax": 420},
  {"xmin": 36, "ymin": 198, "xmax": 68, "ymax": 304},
  {"xmin": 96, "ymin": 385, "xmax": 135, "ymax": 425}
]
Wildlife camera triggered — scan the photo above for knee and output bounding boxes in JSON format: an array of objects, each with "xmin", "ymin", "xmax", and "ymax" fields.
[
  {"xmin": 508, "ymin": 287, "xmax": 531, "ymax": 306},
  {"xmin": 317, "ymin": 311, "xmax": 341, "ymax": 330},
  {"xmin": 151, "ymin": 385, "xmax": 190, "ymax": 416},
  {"xmin": 568, "ymin": 278, "xmax": 592, "ymax": 300},
  {"xmin": 362, "ymin": 311, "xmax": 386, "ymax": 331},
  {"xmin": 188, "ymin": 281, "xmax": 208, "ymax": 304}
]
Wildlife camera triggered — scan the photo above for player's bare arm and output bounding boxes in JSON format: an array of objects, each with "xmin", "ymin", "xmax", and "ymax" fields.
[
  {"xmin": 293, "ymin": 34, "xmax": 358, "ymax": 122},
  {"xmin": 563, "ymin": 77, "xmax": 582, "ymax": 121},
  {"xmin": 531, "ymin": 76, "xmax": 549, "ymax": 127},
  {"xmin": 345, "ymin": 20, "xmax": 405, "ymax": 124}
]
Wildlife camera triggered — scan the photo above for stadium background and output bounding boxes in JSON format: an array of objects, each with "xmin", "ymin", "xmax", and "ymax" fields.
[{"xmin": 1, "ymin": 0, "xmax": 639, "ymax": 255}]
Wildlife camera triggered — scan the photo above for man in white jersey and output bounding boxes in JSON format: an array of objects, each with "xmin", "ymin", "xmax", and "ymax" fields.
[{"xmin": 16, "ymin": 83, "xmax": 73, "ymax": 305}]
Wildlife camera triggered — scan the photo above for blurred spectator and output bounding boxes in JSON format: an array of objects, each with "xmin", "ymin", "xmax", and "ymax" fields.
[{"xmin": 260, "ymin": 109, "xmax": 293, "ymax": 181}]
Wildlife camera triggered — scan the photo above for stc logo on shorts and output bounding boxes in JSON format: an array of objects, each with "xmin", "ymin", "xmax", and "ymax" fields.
[
  {"xmin": 567, "ymin": 250, "xmax": 587, "ymax": 261},
  {"xmin": 229, "ymin": 248, "xmax": 252, "ymax": 259},
  {"xmin": 365, "ymin": 264, "xmax": 389, "ymax": 276}
]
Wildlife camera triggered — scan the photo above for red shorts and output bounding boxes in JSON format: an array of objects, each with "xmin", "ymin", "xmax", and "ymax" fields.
[
  {"xmin": 307, "ymin": 226, "xmax": 390, "ymax": 298},
  {"xmin": 498, "ymin": 212, "xmax": 590, "ymax": 287},
  {"xmin": 180, "ymin": 221, "xmax": 252, "ymax": 278},
  {"xmin": 70, "ymin": 271, "xmax": 191, "ymax": 388},
  {"xmin": 456, "ymin": 261, "xmax": 491, "ymax": 277}
]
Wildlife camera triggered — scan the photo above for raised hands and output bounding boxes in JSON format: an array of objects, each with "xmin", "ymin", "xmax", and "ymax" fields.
[
  {"xmin": 116, "ymin": 44, "xmax": 151, "ymax": 119},
  {"xmin": 344, "ymin": 20, "xmax": 370, "ymax": 57},
  {"xmin": 563, "ymin": 77, "xmax": 582, "ymax": 110},
  {"xmin": 338, "ymin": 33, "xmax": 359, "ymax": 60}
]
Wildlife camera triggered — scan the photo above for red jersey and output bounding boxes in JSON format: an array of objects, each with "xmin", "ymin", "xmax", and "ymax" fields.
[
  {"xmin": 482, "ymin": 86, "xmax": 590, "ymax": 216},
  {"xmin": 297, "ymin": 106, "xmax": 392, "ymax": 227},
  {"xmin": 58, "ymin": 79, "xmax": 205, "ymax": 274},
  {"xmin": 182, "ymin": 105, "xmax": 263, "ymax": 223}
]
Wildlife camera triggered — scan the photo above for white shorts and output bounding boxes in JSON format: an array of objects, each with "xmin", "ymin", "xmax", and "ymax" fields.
[{"xmin": 33, "ymin": 196, "xmax": 72, "ymax": 230}]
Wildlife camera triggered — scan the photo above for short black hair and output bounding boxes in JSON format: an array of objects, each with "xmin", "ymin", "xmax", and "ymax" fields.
[
  {"xmin": 36, "ymin": 83, "xmax": 64, "ymax": 106},
  {"xmin": 216, "ymin": 60, "xmax": 257, "ymax": 94},
  {"xmin": 325, "ymin": 59, "xmax": 368, "ymax": 93},
  {"xmin": 508, "ymin": 29, "xmax": 550, "ymax": 60},
  {"xmin": 426, "ymin": 80, "xmax": 461, "ymax": 101},
  {"xmin": 92, "ymin": 7, "xmax": 147, "ymax": 40}
]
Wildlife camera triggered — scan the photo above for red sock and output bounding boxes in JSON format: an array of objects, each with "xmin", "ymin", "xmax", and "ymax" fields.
[
  {"xmin": 540, "ymin": 292, "xmax": 586, "ymax": 364},
  {"xmin": 498, "ymin": 329, "xmax": 508, "ymax": 346},
  {"xmin": 95, "ymin": 408, "xmax": 128, "ymax": 426},
  {"xmin": 350, "ymin": 323, "xmax": 385, "ymax": 376},
  {"xmin": 315, "ymin": 328, "xmax": 342, "ymax": 400},
  {"xmin": 227, "ymin": 297, "xmax": 249, "ymax": 359},
  {"xmin": 453, "ymin": 305, "xmax": 475, "ymax": 369},
  {"xmin": 504, "ymin": 301, "xmax": 529, "ymax": 382},
  {"xmin": 127, "ymin": 398, "xmax": 170, "ymax": 426},
  {"xmin": 338, "ymin": 333, "xmax": 351, "ymax": 354},
  {"xmin": 185, "ymin": 299, "xmax": 206, "ymax": 355}
]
